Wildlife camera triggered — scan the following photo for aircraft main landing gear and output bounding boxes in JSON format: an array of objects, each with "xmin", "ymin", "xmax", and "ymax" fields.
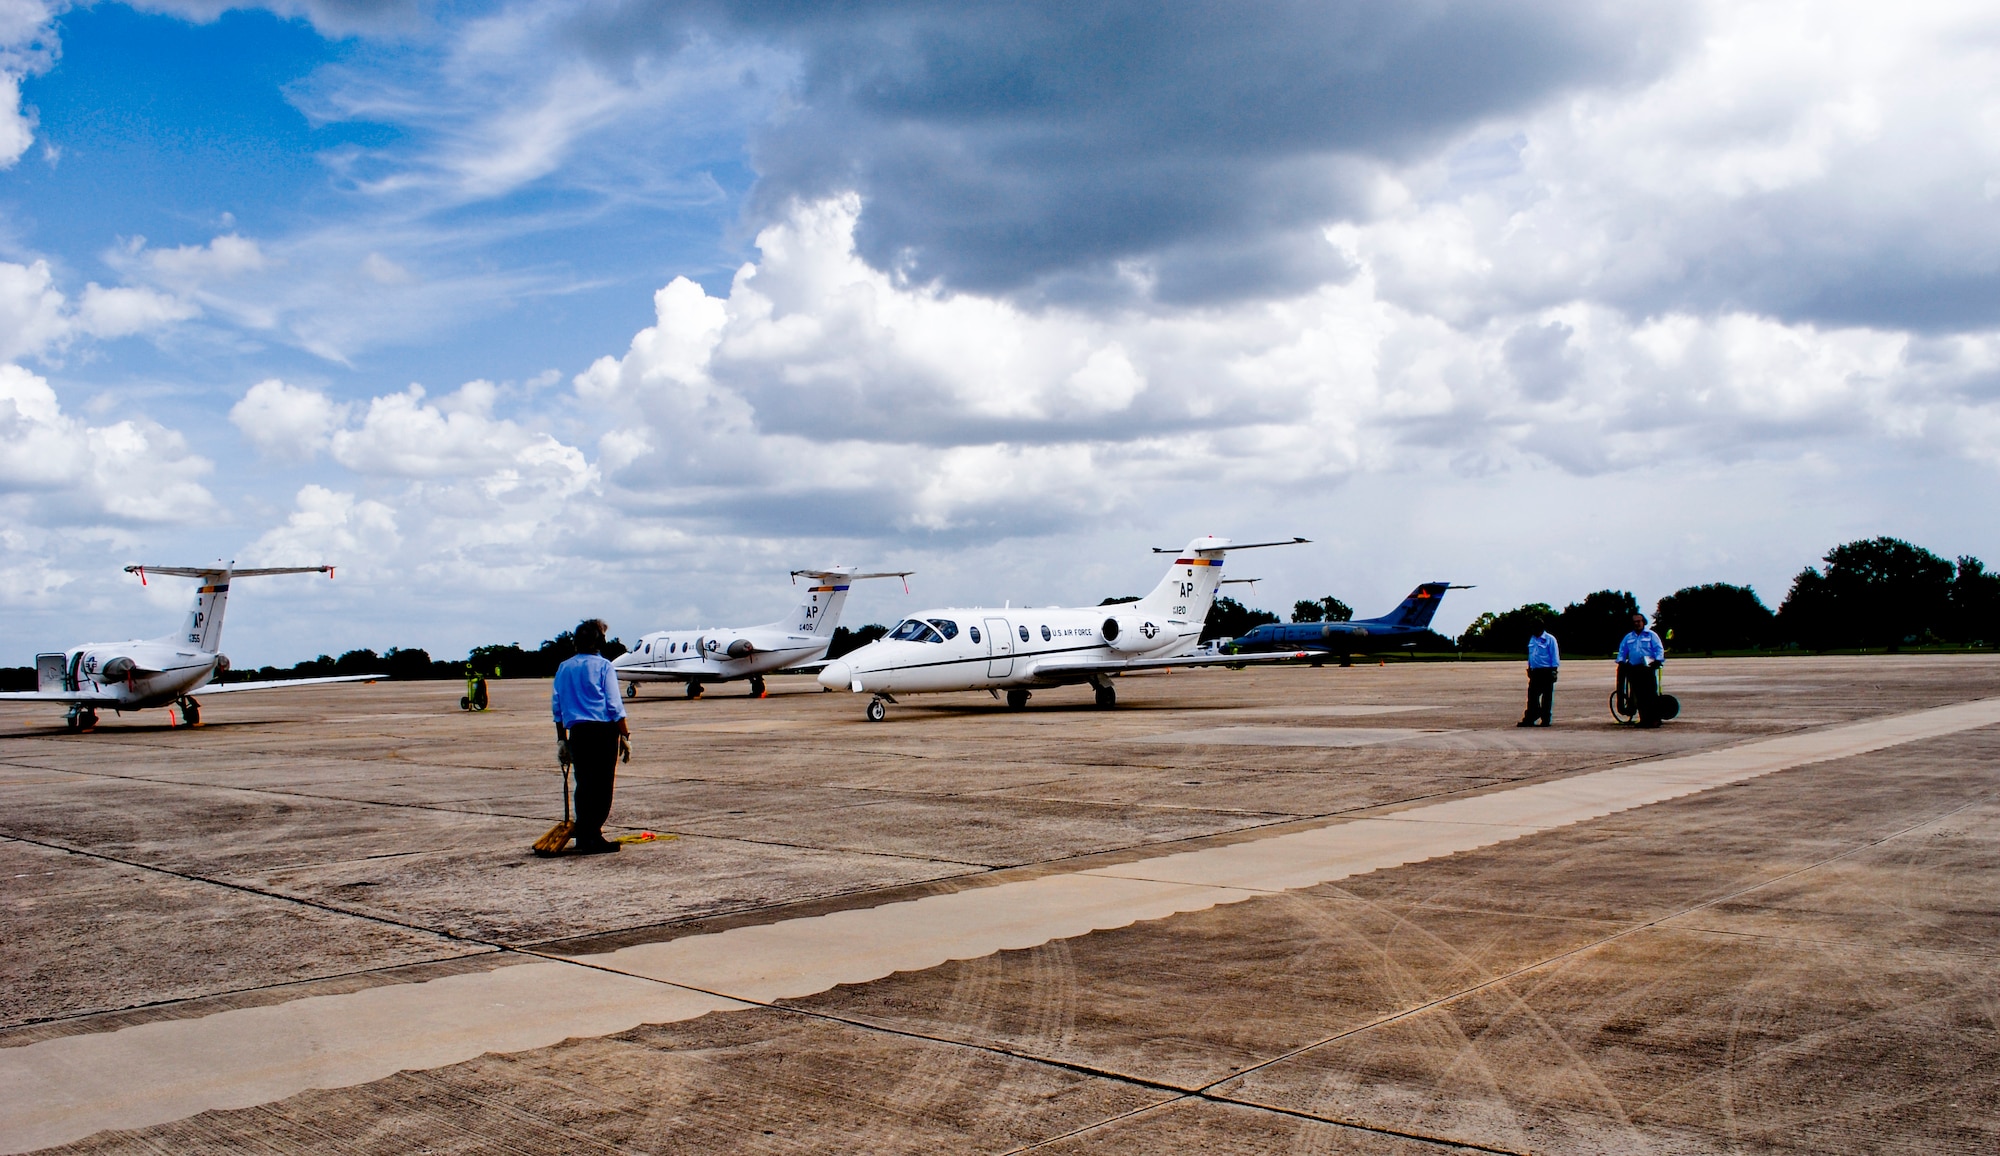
[
  {"xmin": 175, "ymin": 697, "xmax": 201, "ymax": 727},
  {"xmin": 1005, "ymin": 688, "xmax": 1030, "ymax": 710},
  {"xmin": 866, "ymin": 696, "xmax": 888, "ymax": 722},
  {"xmin": 686, "ymin": 682, "xmax": 704, "ymax": 699},
  {"xmin": 749, "ymin": 676, "xmax": 766, "ymax": 698},
  {"xmin": 1093, "ymin": 682, "xmax": 1116, "ymax": 709},
  {"xmin": 65, "ymin": 705, "xmax": 98, "ymax": 733}
]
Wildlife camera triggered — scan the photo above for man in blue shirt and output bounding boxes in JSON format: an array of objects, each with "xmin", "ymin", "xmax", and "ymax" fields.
[
  {"xmin": 1519, "ymin": 620, "xmax": 1559, "ymax": 727},
  {"xmin": 1616, "ymin": 612, "xmax": 1667, "ymax": 728},
  {"xmin": 551, "ymin": 618, "xmax": 630, "ymax": 854}
]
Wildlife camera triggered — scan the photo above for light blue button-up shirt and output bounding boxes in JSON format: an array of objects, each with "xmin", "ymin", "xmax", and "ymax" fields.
[
  {"xmin": 1527, "ymin": 632, "xmax": 1559, "ymax": 669},
  {"xmin": 1617, "ymin": 629, "xmax": 1665, "ymax": 664},
  {"xmin": 551, "ymin": 652, "xmax": 627, "ymax": 727}
]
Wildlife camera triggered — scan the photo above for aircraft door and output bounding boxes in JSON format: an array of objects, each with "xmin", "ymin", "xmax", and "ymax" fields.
[
  {"xmin": 36, "ymin": 653, "xmax": 65, "ymax": 693},
  {"xmin": 984, "ymin": 618, "xmax": 1014, "ymax": 678}
]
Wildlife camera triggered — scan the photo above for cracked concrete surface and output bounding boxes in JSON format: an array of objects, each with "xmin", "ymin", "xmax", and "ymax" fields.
[{"xmin": 3, "ymin": 655, "xmax": 1997, "ymax": 1153}]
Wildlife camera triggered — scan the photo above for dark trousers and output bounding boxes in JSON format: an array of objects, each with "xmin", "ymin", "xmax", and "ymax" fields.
[
  {"xmin": 1619, "ymin": 663, "xmax": 1660, "ymax": 725},
  {"xmin": 1524, "ymin": 668, "xmax": 1557, "ymax": 724},
  {"xmin": 567, "ymin": 721, "xmax": 621, "ymax": 841}
]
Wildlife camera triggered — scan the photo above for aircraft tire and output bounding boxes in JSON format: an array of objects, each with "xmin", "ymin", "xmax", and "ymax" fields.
[
  {"xmin": 624, "ymin": 681, "xmax": 637, "ymax": 700},
  {"xmin": 686, "ymin": 682, "xmax": 703, "ymax": 699},
  {"xmin": 460, "ymin": 697, "xmax": 470, "ymax": 711},
  {"xmin": 76, "ymin": 707, "xmax": 97, "ymax": 732},
  {"xmin": 1005, "ymin": 688, "xmax": 1030, "ymax": 710},
  {"xmin": 866, "ymin": 697, "xmax": 887, "ymax": 722},
  {"xmin": 1094, "ymin": 683, "xmax": 1116, "ymax": 709},
  {"xmin": 749, "ymin": 676, "xmax": 766, "ymax": 698}
]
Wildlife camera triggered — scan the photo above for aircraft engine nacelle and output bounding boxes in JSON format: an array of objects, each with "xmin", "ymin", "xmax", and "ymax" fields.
[
  {"xmin": 1100, "ymin": 615, "xmax": 1161, "ymax": 654},
  {"xmin": 100, "ymin": 655, "xmax": 137, "ymax": 681},
  {"xmin": 214, "ymin": 654, "xmax": 231, "ymax": 674},
  {"xmin": 705, "ymin": 635, "xmax": 756, "ymax": 659}
]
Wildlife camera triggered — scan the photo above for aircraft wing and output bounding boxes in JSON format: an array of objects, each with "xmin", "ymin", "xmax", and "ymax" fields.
[
  {"xmin": 1022, "ymin": 650, "xmax": 1314, "ymax": 681},
  {"xmin": 199, "ymin": 674, "xmax": 381, "ymax": 694},
  {"xmin": 0, "ymin": 690, "xmax": 125, "ymax": 704}
]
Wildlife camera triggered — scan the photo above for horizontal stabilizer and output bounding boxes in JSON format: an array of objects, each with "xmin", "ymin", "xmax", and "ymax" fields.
[
  {"xmin": 200, "ymin": 674, "xmax": 381, "ymax": 694},
  {"xmin": 126, "ymin": 565, "xmax": 333, "ymax": 580}
]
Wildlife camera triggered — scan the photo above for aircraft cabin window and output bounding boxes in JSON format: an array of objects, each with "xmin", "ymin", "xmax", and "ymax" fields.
[
  {"xmin": 969, "ymin": 626, "xmax": 981, "ymax": 643},
  {"xmin": 1018, "ymin": 625, "xmax": 1030, "ymax": 642},
  {"xmin": 1041, "ymin": 625, "xmax": 1051, "ymax": 641},
  {"xmin": 927, "ymin": 619, "xmax": 958, "ymax": 640}
]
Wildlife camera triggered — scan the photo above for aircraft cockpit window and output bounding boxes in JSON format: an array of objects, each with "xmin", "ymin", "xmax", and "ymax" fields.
[
  {"xmin": 889, "ymin": 619, "xmax": 944, "ymax": 643},
  {"xmin": 927, "ymin": 619, "xmax": 958, "ymax": 640}
]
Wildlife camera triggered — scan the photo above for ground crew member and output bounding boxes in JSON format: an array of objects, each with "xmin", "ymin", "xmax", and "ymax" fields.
[
  {"xmin": 1616, "ymin": 611, "xmax": 1667, "ymax": 728},
  {"xmin": 1519, "ymin": 620, "xmax": 1559, "ymax": 727},
  {"xmin": 551, "ymin": 619, "xmax": 629, "ymax": 854}
]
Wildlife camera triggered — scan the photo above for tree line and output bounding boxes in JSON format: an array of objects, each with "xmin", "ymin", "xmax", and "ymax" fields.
[
  {"xmin": 1458, "ymin": 537, "xmax": 2000, "ymax": 656},
  {"xmin": 5, "ymin": 534, "xmax": 1987, "ymax": 692}
]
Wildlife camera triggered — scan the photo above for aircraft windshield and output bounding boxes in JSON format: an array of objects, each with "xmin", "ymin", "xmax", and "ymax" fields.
[
  {"xmin": 888, "ymin": 619, "xmax": 945, "ymax": 643},
  {"xmin": 927, "ymin": 619, "xmax": 958, "ymax": 640}
]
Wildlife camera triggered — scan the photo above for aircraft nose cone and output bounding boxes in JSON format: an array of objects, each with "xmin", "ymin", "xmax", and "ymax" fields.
[{"xmin": 818, "ymin": 661, "xmax": 853, "ymax": 692}]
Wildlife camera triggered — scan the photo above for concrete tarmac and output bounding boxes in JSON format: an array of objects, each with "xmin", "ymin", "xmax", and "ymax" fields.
[{"xmin": 2, "ymin": 656, "xmax": 1997, "ymax": 1152}]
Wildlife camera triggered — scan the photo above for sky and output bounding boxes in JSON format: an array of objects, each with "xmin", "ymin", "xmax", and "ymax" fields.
[{"xmin": 2, "ymin": 0, "xmax": 1998, "ymax": 665}]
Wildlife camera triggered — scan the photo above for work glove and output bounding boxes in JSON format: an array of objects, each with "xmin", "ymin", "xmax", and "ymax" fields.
[
  {"xmin": 617, "ymin": 734, "xmax": 631, "ymax": 764},
  {"xmin": 557, "ymin": 739, "xmax": 571, "ymax": 767}
]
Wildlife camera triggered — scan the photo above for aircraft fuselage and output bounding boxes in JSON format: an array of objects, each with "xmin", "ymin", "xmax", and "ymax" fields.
[
  {"xmin": 819, "ymin": 605, "xmax": 1194, "ymax": 695},
  {"xmin": 47, "ymin": 640, "xmax": 221, "ymax": 710},
  {"xmin": 613, "ymin": 628, "xmax": 828, "ymax": 684}
]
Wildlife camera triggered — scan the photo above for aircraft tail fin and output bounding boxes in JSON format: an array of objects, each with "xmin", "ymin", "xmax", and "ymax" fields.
[
  {"xmin": 778, "ymin": 567, "xmax": 913, "ymax": 639},
  {"xmin": 1367, "ymin": 582, "xmax": 1457, "ymax": 630},
  {"xmin": 131, "ymin": 564, "xmax": 333, "ymax": 653},
  {"xmin": 1137, "ymin": 537, "xmax": 1308, "ymax": 631}
]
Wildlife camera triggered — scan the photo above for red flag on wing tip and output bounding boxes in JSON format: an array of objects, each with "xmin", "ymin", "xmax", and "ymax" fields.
[{"xmin": 137, "ymin": 566, "xmax": 146, "ymax": 586}]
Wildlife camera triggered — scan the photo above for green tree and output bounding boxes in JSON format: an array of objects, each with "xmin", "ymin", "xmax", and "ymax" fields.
[
  {"xmin": 1949, "ymin": 556, "xmax": 2000, "ymax": 645},
  {"xmin": 1458, "ymin": 603, "xmax": 1556, "ymax": 652},
  {"xmin": 1291, "ymin": 596, "xmax": 1354, "ymax": 623},
  {"xmin": 1654, "ymin": 584, "xmax": 1774, "ymax": 653},
  {"xmin": 827, "ymin": 624, "xmax": 887, "ymax": 660},
  {"xmin": 1555, "ymin": 590, "xmax": 1641, "ymax": 656},
  {"xmin": 1778, "ymin": 537, "xmax": 1954, "ymax": 649},
  {"xmin": 1202, "ymin": 596, "xmax": 1279, "ymax": 643}
]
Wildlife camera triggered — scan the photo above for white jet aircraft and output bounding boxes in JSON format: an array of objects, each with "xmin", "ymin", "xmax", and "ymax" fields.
[
  {"xmin": 0, "ymin": 565, "xmax": 378, "ymax": 732},
  {"xmin": 613, "ymin": 566, "xmax": 913, "ymax": 699},
  {"xmin": 818, "ymin": 536, "xmax": 1312, "ymax": 720}
]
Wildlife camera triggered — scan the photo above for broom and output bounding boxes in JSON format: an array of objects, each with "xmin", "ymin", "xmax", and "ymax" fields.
[{"xmin": 532, "ymin": 749, "xmax": 574, "ymax": 856}]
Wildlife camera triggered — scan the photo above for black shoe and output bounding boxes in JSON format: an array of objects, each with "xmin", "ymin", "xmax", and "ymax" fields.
[
  {"xmin": 573, "ymin": 838, "xmax": 620, "ymax": 854},
  {"xmin": 1516, "ymin": 720, "xmax": 1535, "ymax": 728}
]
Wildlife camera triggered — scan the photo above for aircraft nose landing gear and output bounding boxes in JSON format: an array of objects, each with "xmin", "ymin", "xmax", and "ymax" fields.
[{"xmin": 866, "ymin": 696, "xmax": 888, "ymax": 722}]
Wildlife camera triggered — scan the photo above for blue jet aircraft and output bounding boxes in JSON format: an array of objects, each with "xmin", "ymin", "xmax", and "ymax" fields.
[{"xmin": 1227, "ymin": 582, "xmax": 1470, "ymax": 665}]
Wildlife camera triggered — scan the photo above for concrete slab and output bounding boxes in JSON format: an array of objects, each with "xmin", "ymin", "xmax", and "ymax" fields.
[{"xmin": 2, "ymin": 656, "xmax": 1997, "ymax": 1153}]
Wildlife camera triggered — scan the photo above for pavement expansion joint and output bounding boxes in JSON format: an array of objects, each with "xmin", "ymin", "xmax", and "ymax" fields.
[{"xmin": 3, "ymin": 694, "xmax": 1997, "ymax": 1153}]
